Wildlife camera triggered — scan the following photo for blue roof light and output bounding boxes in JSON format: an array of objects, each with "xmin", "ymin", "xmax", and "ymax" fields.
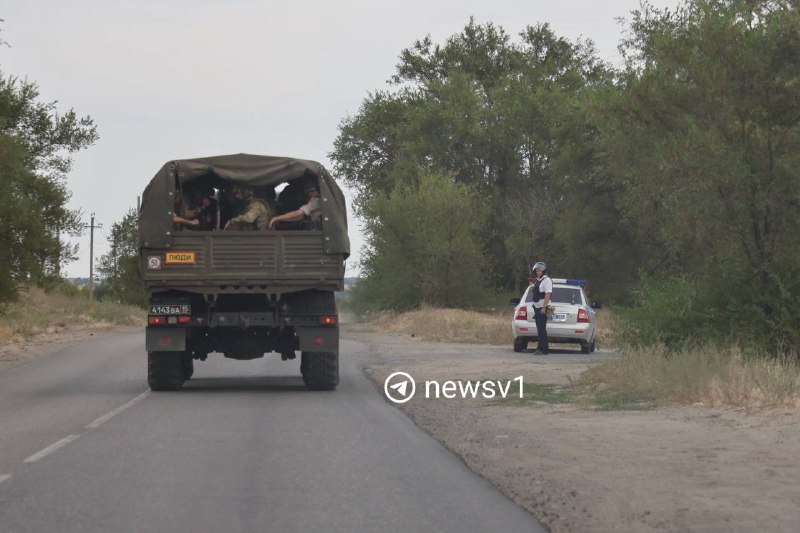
[{"xmin": 550, "ymin": 278, "xmax": 586, "ymax": 286}]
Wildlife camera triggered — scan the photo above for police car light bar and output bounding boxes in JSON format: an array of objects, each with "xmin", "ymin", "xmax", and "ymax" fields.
[{"xmin": 550, "ymin": 278, "xmax": 586, "ymax": 286}]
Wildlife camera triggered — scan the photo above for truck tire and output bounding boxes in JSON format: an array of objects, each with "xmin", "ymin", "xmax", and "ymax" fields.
[
  {"xmin": 148, "ymin": 351, "xmax": 184, "ymax": 391},
  {"xmin": 301, "ymin": 351, "xmax": 339, "ymax": 391},
  {"xmin": 182, "ymin": 353, "xmax": 194, "ymax": 380}
]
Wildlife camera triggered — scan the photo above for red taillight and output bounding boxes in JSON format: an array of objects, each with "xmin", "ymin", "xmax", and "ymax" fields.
[
  {"xmin": 319, "ymin": 316, "xmax": 337, "ymax": 325},
  {"xmin": 577, "ymin": 309, "xmax": 589, "ymax": 323},
  {"xmin": 178, "ymin": 315, "xmax": 191, "ymax": 324},
  {"xmin": 515, "ymin": 307, "xmax": 527, "ymax": 320},
  {"xmin": 148, "ymin": 316, "xmax": 165, "ymax": 325}
]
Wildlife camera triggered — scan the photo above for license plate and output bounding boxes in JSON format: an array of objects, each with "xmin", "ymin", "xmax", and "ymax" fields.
[
  {"xmin": 149, "ymin": 304, "xmax": 191, "ymax": 315},
  {"xmin": 552, "ymin": 313, "xmax": 567, "ymax": 322}
]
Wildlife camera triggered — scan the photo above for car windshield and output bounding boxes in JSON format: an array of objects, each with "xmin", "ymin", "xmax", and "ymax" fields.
[{"xmin": 527, "ymin": 286, "xmax": 582, "ymax": 304}]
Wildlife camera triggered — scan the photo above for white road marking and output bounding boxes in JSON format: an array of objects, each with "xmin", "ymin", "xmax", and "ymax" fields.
[
  {"xmin": 0, "ymin": 474, "xmax": 11, "ymax": 484},
  {"xmin": 24, "ymin": 435, "xmax": 80, "ymax": 463},
  {"xmin": 86, "ymin": 391, "xmax": 150, "ymax": 429}
]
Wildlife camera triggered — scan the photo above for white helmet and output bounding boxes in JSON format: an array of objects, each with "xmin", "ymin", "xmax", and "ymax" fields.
[{"xmin": 532, "ymin": 261, "xmax": 546, "ymax": 272}]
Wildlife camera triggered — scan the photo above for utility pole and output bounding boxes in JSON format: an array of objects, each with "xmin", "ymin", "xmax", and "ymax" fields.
[{"xmin": 83, "ymin": 213, "xmax": 103, "ymax": 299}]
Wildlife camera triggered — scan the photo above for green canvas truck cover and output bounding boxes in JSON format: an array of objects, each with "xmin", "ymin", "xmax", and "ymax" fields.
[{"xmin": 138, "ymin": 153, "xmax": 350, "ymax": 257}]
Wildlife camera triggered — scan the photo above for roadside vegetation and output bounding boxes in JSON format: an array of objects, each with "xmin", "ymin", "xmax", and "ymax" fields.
[
  {"xmin": 579, "ymin": 345, "xmax": 800, "ymax": 410},
  {"xmin": 369, "ymin": 307, "xmax": 512, "ymax": 345},
  {"xmin": 334, "ymin": 0, "xmax": 800, "ymax": 354},
  {"xmin": 336, "ymin": 1, "xmax": 800, "ymax": 411},
  {"xmin": 0, "ymin": 36, "xmax": 98, "ymax": 303},
  {"xmin": 0, "ymin": 19, "xmax": 144, "ymax": 311},
  {"xmin": 360, "ymin": 306, "xmax": 615, "ymax": 347},
  {"xmin": 362, "ymin": 304, "xmax": 800, "ymax": 410},
  {"xmin": 0, "ymin": 283, "xmax": 144, "ymax": 344},
  {"xmin": 494, "ymin": 345, "xmax": 800, "ymax": 411}
]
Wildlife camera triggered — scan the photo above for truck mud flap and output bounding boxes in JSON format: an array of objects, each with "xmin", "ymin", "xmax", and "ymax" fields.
[
  {"xmin": 296, "ymin": 327, "xmax": 339, "ymax": 353},
  {"xmin": 146, "ymin": 327, "xmax": 187, "ymax": 352}
]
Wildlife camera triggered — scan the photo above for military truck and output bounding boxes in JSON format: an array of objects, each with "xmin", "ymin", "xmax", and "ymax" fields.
[{"xmin": 138, "ymin": 154, "xmax": 349, "ymax": 391}]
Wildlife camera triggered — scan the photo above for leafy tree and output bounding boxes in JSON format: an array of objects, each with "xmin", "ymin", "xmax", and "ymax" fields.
[
  {"xmin": 333, "ymin": 20, "xmax": 616, "ymax": 295},
  {"xmin": 353, "ymin": 173, "xmax": 489, "ymax": 311},
  {"xmin": 0, "ymin": 73, "xmax": 97, "ymax": 301},
  {"xmin": 601, "ymin": 0, "xmax": 800, "ymax": 347},
  {"xmin": 97, "ymin": 208, "xmax": 145, "ymax": 306}
]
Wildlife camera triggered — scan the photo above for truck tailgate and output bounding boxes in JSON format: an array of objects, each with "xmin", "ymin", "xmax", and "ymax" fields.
[{"xmin": 141, "ymin": 231, "xmax": 343, "ymax": 291}]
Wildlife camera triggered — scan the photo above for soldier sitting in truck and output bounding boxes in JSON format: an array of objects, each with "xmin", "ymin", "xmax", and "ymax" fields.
[
  {"xmin": 173, "ymin": 185, "xmax": 216, "ymax": 230},
  {"xmin": 173, "ymin": 189, "xmax": 198, "ymax": 228},
  {"xmin": 223, "ymin": 185, "xmax": 271, "ymax": 231},
  {"xmin": 268, "ymin": 180, "xmax": 321, "ymax": 230}
]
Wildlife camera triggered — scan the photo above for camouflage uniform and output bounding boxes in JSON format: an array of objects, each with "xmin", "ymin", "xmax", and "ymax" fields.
[{"xmin": 228, "ymin": 188, "xmax": 271, "ymax": 230}]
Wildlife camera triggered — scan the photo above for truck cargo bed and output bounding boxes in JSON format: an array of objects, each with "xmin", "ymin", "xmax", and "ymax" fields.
[{"xmin": 141, "ymin": 231, "xmax": 344, "ymax": 294}]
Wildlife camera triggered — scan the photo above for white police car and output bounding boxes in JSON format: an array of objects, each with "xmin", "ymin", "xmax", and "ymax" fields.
[{"xmin": 510, "ymin": 278, "xmax": 601, "ymax": 354}]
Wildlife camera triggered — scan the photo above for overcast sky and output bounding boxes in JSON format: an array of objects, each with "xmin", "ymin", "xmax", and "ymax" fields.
[{"xmin": 1, "ymin": 0, "xmax": 679, "ymax": 278}]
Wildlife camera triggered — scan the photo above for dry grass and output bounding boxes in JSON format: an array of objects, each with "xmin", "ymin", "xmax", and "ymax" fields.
[
  {"xmin": 367, "ymin": 307, "xmax": 616, "ymax": 347},
  {"xmin": 0, "ymin": 287, "xmax": 145, "ymax": 344},
  {"xmin": 593, "ymin": 308, "xmax": 614, "ymax": 347},
  {"xmin": 370, "ymin": 307, "xmax": 513, "ymax": 345},
  {"xmin": 581, "ymin": 344, "xmax": 800, "ymax": 409}
]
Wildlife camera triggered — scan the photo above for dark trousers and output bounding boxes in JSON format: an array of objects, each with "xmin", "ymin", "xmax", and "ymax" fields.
[{"xmin": 533, "ymin": 306, "xmax": 549, "ymax": 354}]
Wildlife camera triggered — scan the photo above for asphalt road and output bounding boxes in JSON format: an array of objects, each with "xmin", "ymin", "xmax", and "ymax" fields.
[{"xmin": 0, "ymin": 331, "xmax": 543, "ymax": 532}]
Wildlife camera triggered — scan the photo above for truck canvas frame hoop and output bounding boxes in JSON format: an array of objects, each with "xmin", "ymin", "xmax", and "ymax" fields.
[{"xmin": 139, "ymin": 153, "xmax": 350, "ymax": 392}]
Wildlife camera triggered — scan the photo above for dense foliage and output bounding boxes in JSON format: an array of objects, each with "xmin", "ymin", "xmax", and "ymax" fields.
[
  {"xmin": 0, "ymin": 69, "xmax": 98, "ymax": 302},
  {"xmin": 599, "ymin": 0, "xmax": 800, "ymax": 349},
  {"xmin": 334, "ymin": 20, "xmax": 615, "ymax": 298},
  {"xmin": 353, "ymin": 173, "xmax": 490, "ymax": 310},
  {"xmin": 333, "ymin": 1, "xmax": 800, "ymax": 350},
  {"xmin": 96, "ymin": 208, "xmax": 145, "ymax": 307}
]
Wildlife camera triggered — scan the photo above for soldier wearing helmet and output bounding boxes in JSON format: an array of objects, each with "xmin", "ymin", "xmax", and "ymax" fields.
[{"xmin": 223, "ymin": 185, "xmax": 271, "ymax": 231}]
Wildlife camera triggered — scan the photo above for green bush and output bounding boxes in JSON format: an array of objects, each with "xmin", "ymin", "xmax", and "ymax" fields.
[
  {"xmin": 352, "ymin": 173, "xmax": 493, "ymax": 313},
  {"xmin": 614, "ymin": 271, "xmax": 799, "ymax": 354}
]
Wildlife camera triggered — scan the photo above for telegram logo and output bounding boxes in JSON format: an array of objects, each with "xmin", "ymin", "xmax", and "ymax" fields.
[{"xmin": 383, "ymin": 371, "xmax": 416, "ymax": 404}]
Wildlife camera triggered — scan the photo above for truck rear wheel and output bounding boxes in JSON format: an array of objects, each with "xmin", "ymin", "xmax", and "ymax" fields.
[
  {"xmin": 301, "ymin": 351, "xmax": 339, "ymax": 391},
  {"xmin": 148, "ymin": 351, "xmax": 184, "ymax": 391}
]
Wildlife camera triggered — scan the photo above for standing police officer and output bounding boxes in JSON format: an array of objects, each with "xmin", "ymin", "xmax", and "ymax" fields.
[{"xmin": 531, "ymin": 261, "xmax": 552, "ymax": 355}]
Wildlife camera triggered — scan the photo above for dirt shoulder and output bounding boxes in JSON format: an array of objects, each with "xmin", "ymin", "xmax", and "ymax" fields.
[
  {"xmin": 343, "ymin": 323, "xmax": 800, "ymax": 532},
  {"xmin": 0, "ymin": 325, "xmax": 140, "ymax": 372}
]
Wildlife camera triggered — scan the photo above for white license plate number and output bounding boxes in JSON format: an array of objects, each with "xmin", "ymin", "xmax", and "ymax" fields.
[
  {"xmin": 149, "ymin": 304, "xmax": 191, "ymax": 315},
  {"xmin": 552, "ymin": 313, "xmax": 567, "ymax": 322}
]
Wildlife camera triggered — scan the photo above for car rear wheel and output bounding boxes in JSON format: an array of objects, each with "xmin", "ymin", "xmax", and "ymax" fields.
[
  {"xmin": 513, "ymin": 337, "xmax": 528, "ymax": 352},
  {"xmin": 580, "ymin": 341, "xmax": 591, "ymax": 354},
  {"xmin": 590, "ymin": 339, "xmax": 597, "ymax": 353}
]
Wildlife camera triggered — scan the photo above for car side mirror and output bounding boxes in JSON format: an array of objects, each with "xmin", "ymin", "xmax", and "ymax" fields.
[
  {"xmin": 592, "ymin": 301, "xmax": 603, "ymax": 309},
  {"xmin": 509, "ymin": 298, "xmax": 521, "ymax": 306}
]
